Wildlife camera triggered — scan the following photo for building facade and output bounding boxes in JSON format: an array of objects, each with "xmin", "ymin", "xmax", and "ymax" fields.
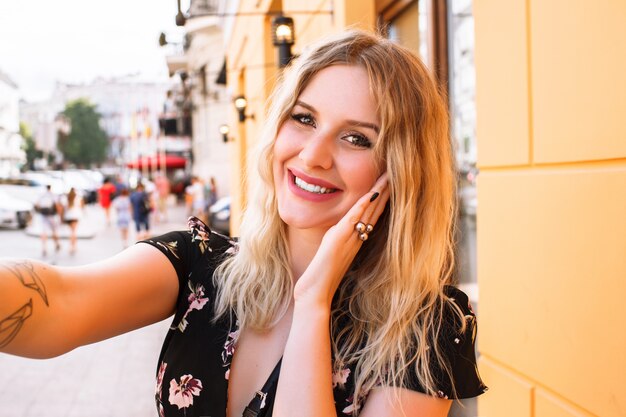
[
  {"xmin": 163, "ymin": 0, "xmax": 233, "ymax": 200},
  {"xmin": 0, "ymin": 70, "xmax": 25, "ymax": 177}
]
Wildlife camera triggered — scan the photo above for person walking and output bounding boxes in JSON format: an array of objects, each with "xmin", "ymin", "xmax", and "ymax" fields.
[
  {"xmin": 60, "ymin": 187, "xmax": 83, "ymax": 255},
  {"xmin": 112, "ymin": 187, "xmax": 132, "ymax": 248},
  {"xmin": 154, "ymin": 173, "xmax": 171, "ymax": 223},
  {"xmin": 98, "ymin": 178, "xmax": 116, "ymax": 226},
  {"xmin": 34, "ymin": 184, "xmax": 61, "ymax": 257},
  {"xmin": 130, "ymin": 182, "xmax": 151, "ymax": 240}
]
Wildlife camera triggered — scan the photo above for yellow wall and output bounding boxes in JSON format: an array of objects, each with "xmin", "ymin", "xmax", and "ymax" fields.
[{"xmin": 474, "ymin": 1, "xmax": 626, "ymax": 416}]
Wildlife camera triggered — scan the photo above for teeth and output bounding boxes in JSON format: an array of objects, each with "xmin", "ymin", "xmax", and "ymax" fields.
[{"xmin": 294, "ymin": 176, "xmax": 335, "ymax": 194}]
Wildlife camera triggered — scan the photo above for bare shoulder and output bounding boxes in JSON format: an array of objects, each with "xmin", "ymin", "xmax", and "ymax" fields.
[{"xmin": 359, "ymin": 386, "xmax": 452, "ymax": 417}]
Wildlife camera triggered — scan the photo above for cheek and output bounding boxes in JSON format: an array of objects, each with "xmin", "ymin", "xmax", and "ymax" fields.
[{"xmin": 342, "ymin": 157, "xmax": 379, "ymax": 194}]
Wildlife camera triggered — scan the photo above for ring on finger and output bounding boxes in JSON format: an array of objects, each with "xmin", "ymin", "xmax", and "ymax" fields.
[{"xmin": 355, "ymin": 222, "xmax": 366, "ymax": 233}]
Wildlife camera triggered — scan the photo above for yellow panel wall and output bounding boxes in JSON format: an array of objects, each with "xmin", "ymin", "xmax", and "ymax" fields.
[
  {"xmin": 531, "ymin": 0, "xmax": 626, "ymax": 163},
  {"xmin": 477, "ymin": 356, "xmax": 533, "ymax": 417},
  {"xmin": 535, "ymin": 388, "xmax": 596, "ymax": 417},
  {"xmin": 474, "ymin": 0, "xmax": 530, "ymax": 167},
  {"xmin": 477, "ymin": 167, "xmax": 626, "ymax": 417},
  {"xmin": 475, "ymin": 0, "xmax": 626, "ymax": 416}
]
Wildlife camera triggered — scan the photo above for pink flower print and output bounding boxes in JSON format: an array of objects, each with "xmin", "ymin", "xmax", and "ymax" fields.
[
  {"xmin": 156, "ymin": 362, "xmax": 167, "ymax": 398},
  {"xmin": 188, "ymin": 216, "xmax": 212, "ymax": 253},
  {"xmin": 222, "ymin": 328, "xmax": 240, "ymax": 380},
  {"xmin": 222, "ymin": 328, "xmax": 240, "ymax": 364},
  {"xmin": 157, "ymin": 403, "xmax": 165, "ymax": 417},
  {"xmin": 168, "ymin": 374, "xmax": 203, "ymax": 410},
  {"xmin": 332, "ymin": 368, "xmax": 351, "ymax": 388},
  {"xmin": 177, "ymin": 282, "xmax": 209, "ymax": 332}
]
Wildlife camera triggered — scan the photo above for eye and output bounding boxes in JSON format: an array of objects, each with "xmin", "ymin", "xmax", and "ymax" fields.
[
  {"xmin": 291, "ymin": 112, "xmax": 316, "ymax": 127},
  {"xmin": 343, "ymin": 132, "xmax": 372, "ymax": 149}
]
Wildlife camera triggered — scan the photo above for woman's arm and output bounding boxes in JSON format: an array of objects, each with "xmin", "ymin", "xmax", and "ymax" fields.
[{"xmin": 0, "ymin": 243, "xmax": 178, "ymax": 359}]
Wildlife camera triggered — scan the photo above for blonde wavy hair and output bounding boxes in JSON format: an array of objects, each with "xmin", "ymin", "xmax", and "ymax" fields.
[{"xmin": 214, "ymin": 29, "xmax": 464, "ymax": 410}]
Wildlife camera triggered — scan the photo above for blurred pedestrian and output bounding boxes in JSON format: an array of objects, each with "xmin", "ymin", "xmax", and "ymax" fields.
[
  {"xmin": 154, "ymin": 173, "xmax": 171, "ymax": 223},
  {"xmin": 60, "ymin": 187, "xmax": 83, "ymax": 255},
  {"xmin": 98, "ymin": 178, "xmax": 116, "ymax": 226},
  {"xmin": 204, "ymin": 176, "xmax": 218, "ymax": 225},
  {"xmin": 186, "ymin": 176, "xmax": 205, "ymax": 221},
  {"xmin": 130, "ymin": 182, "xmax": 151, "ymax": 240},
  {"xmin": 34, "ymin": 184, "xmax": 61, "ymax": 256},
  {"xmin": 112, "ymin": 187, "xmax": 132, "ymax": 248}
]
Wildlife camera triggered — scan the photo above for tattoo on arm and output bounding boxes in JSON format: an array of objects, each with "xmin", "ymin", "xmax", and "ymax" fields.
[
  {"xmin": 2, "ymin": 261, "xmax": 49, "ymax": 306},
  {"xmin": 0, "ymin": 300, "xmax": 33, "ymax": 348}
]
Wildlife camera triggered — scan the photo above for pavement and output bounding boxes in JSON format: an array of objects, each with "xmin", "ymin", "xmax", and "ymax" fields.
[{"xmin": 0, "ymin": 203, "xmax": 190, "ymax": 417}]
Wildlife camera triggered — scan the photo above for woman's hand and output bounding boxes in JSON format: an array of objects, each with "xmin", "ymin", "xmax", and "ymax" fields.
[{"xmin": 293, "ymin": 172, "xmax": 390, "ymax": 308}]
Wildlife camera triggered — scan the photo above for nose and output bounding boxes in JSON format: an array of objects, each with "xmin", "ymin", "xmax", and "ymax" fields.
[{"xmin": 298, "ymin": 132, "xmax": 333, "ymax": 170}]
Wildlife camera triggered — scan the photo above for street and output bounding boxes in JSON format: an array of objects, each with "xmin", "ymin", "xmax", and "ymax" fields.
[{"xmin": 0, "ymin": 203, "xmax": 189, "ymax": 417}]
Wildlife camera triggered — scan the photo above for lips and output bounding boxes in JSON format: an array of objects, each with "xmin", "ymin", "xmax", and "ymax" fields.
[{"xmin": 289, "ymin": 169, "xmax": 340, "ymax": 193}]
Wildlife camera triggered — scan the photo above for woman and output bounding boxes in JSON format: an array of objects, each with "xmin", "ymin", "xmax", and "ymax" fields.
[
  {"xmin": 112, "ymin": 187, "xmax": 132, "ymax": 248},
  {"xmin": 61, "ymin": 187, "xmax": 83, "ymax": 254},
  {"xmin": 130, "ymin": 182, "xmax": 151, "ymax": 240},
  {"xmin": 98, "ymin": 178, "xmax": 116, "ymax": 225},
  {"xmin": 0, "ymin": 30, "xmax": 486, "ymax": 416}
]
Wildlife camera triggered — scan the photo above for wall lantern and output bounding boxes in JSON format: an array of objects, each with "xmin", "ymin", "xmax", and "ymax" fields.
[
  {"xmin": 219, "ymin": 124, "xmax": 232, "ymax": 142},
  {"xmin": 175, "ymin": 0, "xmax": 186, "ymax": 26},
  {"xmin": 272, "ymin": 15, "xmax": 295, "ymax": 68},
  {"xmin": 233, "ymin": 95, "xmax": 255, "ymax": 122}
]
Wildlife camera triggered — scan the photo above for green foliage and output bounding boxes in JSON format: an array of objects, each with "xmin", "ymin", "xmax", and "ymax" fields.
[
  {"xmin": 58, "ymin": 98, "xmax": 108, "ymax": 166},
  {"xmin": 20, "ymin": 122, "xmax": 42, "ymax": 170}
]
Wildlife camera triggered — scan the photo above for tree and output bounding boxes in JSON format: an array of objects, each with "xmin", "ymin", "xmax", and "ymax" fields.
[
  {"xmin": 19, "ymin": 122, "xmax": 42, "ymax": 171},
  {"xmin": 58, "ymin": 99, "xmax": 108, "ymax": 166}
]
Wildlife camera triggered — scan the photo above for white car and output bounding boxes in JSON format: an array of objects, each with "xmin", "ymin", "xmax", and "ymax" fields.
[{"xmin": 0, "ymin": 190, "xmax": 33, "ymax": 229}]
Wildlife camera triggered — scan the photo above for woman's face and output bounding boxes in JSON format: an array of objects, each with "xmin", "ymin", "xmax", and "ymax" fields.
[{"xmin": 272, "ymin": 64, "xmax": 381, "ymax": 233}]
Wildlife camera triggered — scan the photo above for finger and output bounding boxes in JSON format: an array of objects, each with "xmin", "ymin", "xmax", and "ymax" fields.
[
  {"xmin": 359, "ymin": 172, "xmax": 389, "ymax": 225},
  {"xmin": 365, "ymin": 186, "xmax": 390, "ymax": 227},
  {"xmin": 338, "ymin": 177, "xmax": 388, "ymax": 243}
]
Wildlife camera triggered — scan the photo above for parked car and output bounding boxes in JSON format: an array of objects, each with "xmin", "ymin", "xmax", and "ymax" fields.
[
  {"xmin": 0, "ymin": 190, "xmax": 33, "ymax": 229},
  {"xmin": 0, "ymin": 177, "xmax": 48, "ymax": 205},
  {"xmin": 209, "ymin": 196, "xmax": 230, "ymax": 236}
]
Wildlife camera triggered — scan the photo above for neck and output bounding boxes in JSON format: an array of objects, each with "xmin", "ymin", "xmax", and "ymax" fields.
[{"xmin": 286, "ymin": 226, "xmax": 326, "ymax": 281}]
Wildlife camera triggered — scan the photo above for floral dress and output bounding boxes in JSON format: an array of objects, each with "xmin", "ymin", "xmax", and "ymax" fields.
[{"xmin": 141, "ymin": 218, "xmax": 487, "ymax": 417}]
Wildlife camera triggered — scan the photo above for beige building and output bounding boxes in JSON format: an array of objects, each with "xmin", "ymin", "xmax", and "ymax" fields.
[{"xmin": 212, "ymin": 0, "xmax": 625, "ymax": 416}]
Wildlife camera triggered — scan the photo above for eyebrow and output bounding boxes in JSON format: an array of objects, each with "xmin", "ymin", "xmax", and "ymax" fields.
[{"xmin": 295, "ymin": 100, "xmax": 380, "ymax": 134}]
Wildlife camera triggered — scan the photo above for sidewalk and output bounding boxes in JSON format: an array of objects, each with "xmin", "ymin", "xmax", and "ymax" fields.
[{"xmin": 0, "ymin": 203, "xmax": 189, "ymax": 417}]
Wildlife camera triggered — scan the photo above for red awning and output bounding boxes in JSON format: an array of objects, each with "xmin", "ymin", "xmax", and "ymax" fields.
[{"xmin": 126, "ymin": 155, "xmax": 187, "ymax": 170}]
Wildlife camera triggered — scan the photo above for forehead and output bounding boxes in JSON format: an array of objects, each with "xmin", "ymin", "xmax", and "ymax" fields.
[{"xmin": 296, "ymin": 65, "xmax": 379, "ymax": 125}]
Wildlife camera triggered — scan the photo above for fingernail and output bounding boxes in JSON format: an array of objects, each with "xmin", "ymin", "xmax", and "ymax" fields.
[{"xmin": 370, "ymin": 192, "xmax": 379, "ymax": 202}]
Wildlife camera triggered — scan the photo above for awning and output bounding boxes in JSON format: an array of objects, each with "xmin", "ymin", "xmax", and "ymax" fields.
[{"xmin": 126, "ymin": 155, "xmax": 187, "ymax": 170}]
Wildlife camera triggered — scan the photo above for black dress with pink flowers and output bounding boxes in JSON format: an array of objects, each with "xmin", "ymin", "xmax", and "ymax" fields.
[{"xmin": 140, "ymin": 217, "xmax": 487, "ymax": 417}]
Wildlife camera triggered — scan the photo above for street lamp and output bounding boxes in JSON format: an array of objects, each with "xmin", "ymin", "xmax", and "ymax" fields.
[
  {"xmin": 233, "ymin": 95, "xmax": 254, "ymax": 123},
  {"xmin": 219, "ymin": 124, "xmax": 232, "ymax": 142},
  {"xmin": 272, "ymin": 15, "xmax": 295, "ymax": 68}
]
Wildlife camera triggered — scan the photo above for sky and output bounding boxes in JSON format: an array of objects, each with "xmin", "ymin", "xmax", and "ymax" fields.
[{"xmin": 0, "ymin": 0, "xmax": 189, "ymax": 102}]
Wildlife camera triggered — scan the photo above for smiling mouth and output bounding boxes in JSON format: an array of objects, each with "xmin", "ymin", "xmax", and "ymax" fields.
[{"xmin": 293, "ymin": 175, "xmax": 338, "ymax": 194}]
